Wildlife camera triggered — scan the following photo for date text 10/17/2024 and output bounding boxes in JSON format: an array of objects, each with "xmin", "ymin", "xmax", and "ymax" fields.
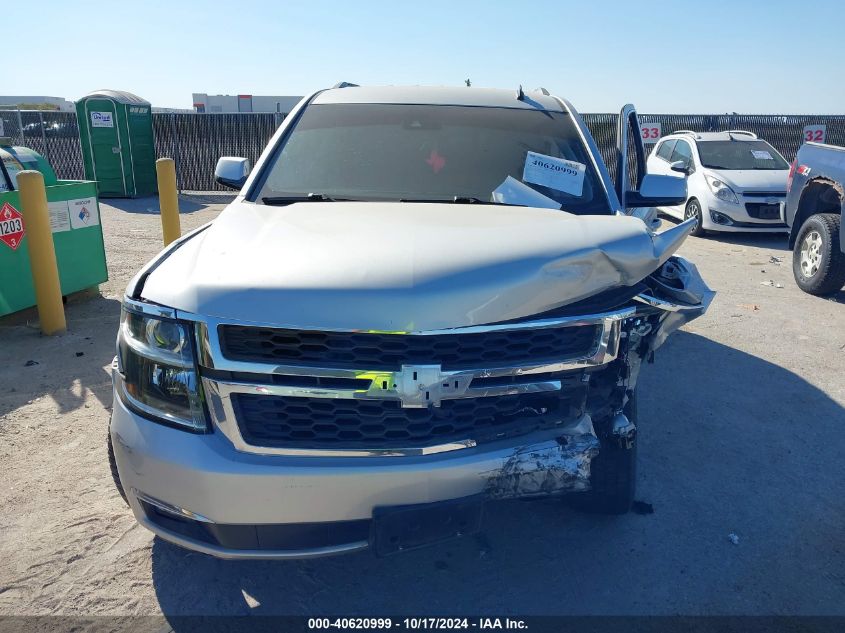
[{"xmin": 308, "ymin": 618, "xmax": 529, "ymax": 630}]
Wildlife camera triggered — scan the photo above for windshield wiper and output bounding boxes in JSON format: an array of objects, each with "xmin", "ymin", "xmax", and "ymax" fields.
[
  {"xmin": 399, "ymin": 196, "xmax": 520, "ymax": 206},
  {"xmin": 261, "ymin": 193, "xmax": 342, "ymax": 206}
]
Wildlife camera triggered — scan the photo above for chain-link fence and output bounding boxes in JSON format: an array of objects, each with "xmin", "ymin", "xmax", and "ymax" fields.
[
  {"xmin": 583, "ymin": 113, "xmax": 845, "ymax": 183},
  {"xmin": 0, "ymin": 109, "xmax": 84, "ymax": 179},
  {"xmin": 4, "ymin": 108, "xmax": 845, "ymax": 193}
]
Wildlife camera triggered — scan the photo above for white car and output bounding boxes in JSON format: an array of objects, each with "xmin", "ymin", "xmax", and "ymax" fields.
[{"xmin": 646, "ymin": 130, "xmax": 790, "ymax": 235}]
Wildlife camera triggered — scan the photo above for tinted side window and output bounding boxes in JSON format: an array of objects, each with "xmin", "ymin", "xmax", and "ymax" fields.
[
  {"xmin": 670, "ymin": 140, "xmax": 693, "ymax": 166},
  {"xmin": 656, "ymin": 139, "xmax": 676, "ymax": 161}
]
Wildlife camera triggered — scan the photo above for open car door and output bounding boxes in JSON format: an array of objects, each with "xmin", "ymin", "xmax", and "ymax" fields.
[{"xmin": 615, "ymin": 104, "xmax": 686, "ymax": 226}]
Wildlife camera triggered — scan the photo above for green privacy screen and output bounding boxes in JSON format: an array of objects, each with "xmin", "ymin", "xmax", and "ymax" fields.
[{"xmin": 0, "ymin": 180, "xmax": 108, "ymax": 316}]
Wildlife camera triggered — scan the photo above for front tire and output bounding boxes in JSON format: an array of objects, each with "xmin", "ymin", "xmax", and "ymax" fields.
[
  {"xmin": 685, "ymin": 198, "xmax": 706, "ymax": 237},
  {"xmin": 568, "ymin": 392, "xmax": 637, "ymax": 515},
  {"xmin": 792, "ymin": 213, "xmax": 845, "ymax": 296}
]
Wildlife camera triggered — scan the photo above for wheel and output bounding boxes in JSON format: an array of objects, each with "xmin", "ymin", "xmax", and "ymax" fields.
[
  {"xmin": 107, "ymin": 424, "xmax": 128, "ymax": 505},
  {"xmin": 792, "ymin": 213, "xmax": 845, "ymax": 296},
  {"xmin": 568, "ymin": 391, "xmax": 637, "ymax": 515},
  {"xmin": 684, "ymin": 198, "xmax": 706, "ymax": 237}
]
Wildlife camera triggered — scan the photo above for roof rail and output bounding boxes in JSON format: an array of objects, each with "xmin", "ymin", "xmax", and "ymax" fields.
[
  {"xmin": 332, "ymin": 81, "xmax": 359, "ymax": 89},
  {"xmin": 727, "ymin": 130, "xmax": 757, "ymax": 138},
  {"xmin": 534, "ymin": 87, "xmax": 550, "ymax": 96}
]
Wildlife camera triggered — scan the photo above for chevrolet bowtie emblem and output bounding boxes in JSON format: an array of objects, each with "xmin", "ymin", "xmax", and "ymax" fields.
[{"xmin": 393, "ymin": 364, "xmax": 471, "ymax": 408}]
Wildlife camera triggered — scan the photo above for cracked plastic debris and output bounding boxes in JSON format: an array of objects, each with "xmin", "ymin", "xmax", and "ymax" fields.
[
  {"xmin": 483, "ymin": 427, "xmax": 600, "ymax": 500},
  {"xmin": 646, "ymin": 256, "xmax": 715, "ymax": 351}
]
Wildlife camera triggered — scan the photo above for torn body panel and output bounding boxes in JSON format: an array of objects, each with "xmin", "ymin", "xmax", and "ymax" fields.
[
  {"xmin": 480, "ymin": 255, "xmax": 711, "ymax": 501},
  {"xmin": 637, "ymin": 256, "xmax": 715, "ymax": 352},
  {"xmin": 484, "ymin": 427, "xmax": 600, "ymax": 500}
]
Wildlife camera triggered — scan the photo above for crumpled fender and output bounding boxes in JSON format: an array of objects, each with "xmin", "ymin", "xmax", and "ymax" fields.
[{"xmin": 638, "ymin": 255, "xmax": 715, "ymax": 351}]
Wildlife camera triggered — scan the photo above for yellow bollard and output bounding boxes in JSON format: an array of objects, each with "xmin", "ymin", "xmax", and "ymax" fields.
[
  {"xmin": 155, "ymin": 158, "xmax": 181, "ymax": 246},
  {"xmin": 18, "ymin": 170, "xmax": 67, "ymax": 335}
]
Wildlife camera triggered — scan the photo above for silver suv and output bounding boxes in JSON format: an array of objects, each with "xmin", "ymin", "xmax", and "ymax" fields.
[{"xmin": 109, "ymin": 84, "xmax": 712, "ymax": 558}]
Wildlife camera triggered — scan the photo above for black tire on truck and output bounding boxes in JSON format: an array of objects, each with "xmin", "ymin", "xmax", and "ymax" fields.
[
  {"xmin": 685, "ymin": 198, "xmax": 706, "ymax": 237},
  {"xmin": 792, "ymin": 213, "xmax": 845, "ymax": 296},
  {"xmin": 568, "ymin": 391, "xmax": 637, "ymax": 515},
  {"xmin": 107, "ymin": 424, "xmax": 128, "ymax": 505}
]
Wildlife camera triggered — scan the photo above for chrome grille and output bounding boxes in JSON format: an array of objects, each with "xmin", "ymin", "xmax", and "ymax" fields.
[
  {"xmin": 233, "ymin": 380, "xmax": 584, "ymax": 449},
  {"xmin": 219, "ymin": 324, "xmax": 601, "ymax": 370},
  {"xmin": 198, "ymin": 309, "xmax": 633, "ymax": 456}
]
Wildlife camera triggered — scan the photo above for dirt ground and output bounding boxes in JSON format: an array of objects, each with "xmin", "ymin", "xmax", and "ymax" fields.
[{"xmin": 1, "ymin": 197, "xmax": 844, "ymax": 616}]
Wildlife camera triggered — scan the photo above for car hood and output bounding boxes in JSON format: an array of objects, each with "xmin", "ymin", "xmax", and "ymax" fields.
[
  {"xmin": 139, "ymin": 201, "xmax": 693, "ymax": 331},
  {"xmin": 705, "ymin": 169, "xmax": 789, "ymax": 192}
]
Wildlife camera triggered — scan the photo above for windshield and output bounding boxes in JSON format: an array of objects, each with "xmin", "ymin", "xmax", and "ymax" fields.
[
  {"xmin": 252, "ymin": 103, "xmax": 611, "ymax": 214},
  {"xmin": 696, "ymin": 140, "xmax": 789, "ymax": 170}
]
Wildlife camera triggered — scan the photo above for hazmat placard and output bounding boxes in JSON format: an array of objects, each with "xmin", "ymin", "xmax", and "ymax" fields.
[
  {"xmin": 68, "ymin": 197, "xmax": 99, "ymax": 229},
  {"xmin": 48, "ymin": 201, "xmax": 71, "ymax": 233},
  {"xmin": 0, "ymin": 202, "xmax": 25, "ymax": 250},
  {"xmin": 90, "ymin": 111, "xmax": 114, "ymax": 128}
]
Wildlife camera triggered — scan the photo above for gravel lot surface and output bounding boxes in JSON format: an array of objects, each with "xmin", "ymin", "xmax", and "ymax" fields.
[{"xmin": 1, "ymin": 197, "xmax": 843, "ymax": 616}]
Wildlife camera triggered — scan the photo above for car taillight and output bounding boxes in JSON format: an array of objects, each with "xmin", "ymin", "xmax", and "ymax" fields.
[{"xmin": 786, "ymin": 160, "xmax": 796, "ymax": 193}]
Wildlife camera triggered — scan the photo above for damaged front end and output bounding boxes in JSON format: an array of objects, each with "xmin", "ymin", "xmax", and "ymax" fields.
[{"xmin": 482, "ymin": 249, "xmax": 713, "ymax": 501}]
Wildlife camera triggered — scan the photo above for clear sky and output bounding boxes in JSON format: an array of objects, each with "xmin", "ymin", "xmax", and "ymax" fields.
[{"xmin": 7, "ymin": 0, "xmax": 845, "ymax": 113}]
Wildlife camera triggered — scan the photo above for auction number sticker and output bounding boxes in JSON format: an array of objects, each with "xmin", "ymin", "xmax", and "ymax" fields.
[
  {"xmin": 803, "ymin": 124, "xmax": 826, "ymax": 143},
  {"xmin": 522, "ymin": 151, "xmax": 585, "ymax": 196},
  {"xmin": 641, "ymin": 122, "xmax": 662, "ymax": 143}
]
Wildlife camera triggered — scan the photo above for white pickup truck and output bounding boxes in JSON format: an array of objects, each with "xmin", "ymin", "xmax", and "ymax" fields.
[{"xmin": 109, "ymin": 84, "xmax": 712, "ymax": 559}]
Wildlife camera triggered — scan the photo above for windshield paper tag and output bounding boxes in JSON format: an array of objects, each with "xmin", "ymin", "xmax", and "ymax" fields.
[
  {"xmin": 751, "ymin": 150, "xmax": 773, "ymax": 160},
  {"xmin": 522, "ymin": 152, "xmax": 586, "ymax": 196},
  {"xmin": 492, "ymin": 176, "xmax": 561, "ymax": 209}
]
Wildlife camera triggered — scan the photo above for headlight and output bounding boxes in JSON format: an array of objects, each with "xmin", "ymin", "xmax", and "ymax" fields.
[
  {"xmin": 704, "ymin": 174, "xmax": 739, "ymax": 204},
  {"xmin": 116, "ymin": 306, "xmax": 207, "ymax": 431}
]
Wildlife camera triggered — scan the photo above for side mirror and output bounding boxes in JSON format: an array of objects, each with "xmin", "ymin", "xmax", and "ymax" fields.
[
  {"xmin": 669, "ymin": 161, "xmax": 690, "ymax": 175},
  {"xmin": 215, "ymin": 156, "xmax": 251, "ymax": 190},
  {"xmin": 626, "ymin": 174, "xmax": 687, "ymax": 208}
]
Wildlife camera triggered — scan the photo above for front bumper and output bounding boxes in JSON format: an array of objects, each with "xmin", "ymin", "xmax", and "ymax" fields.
[
  {"xmin": 111, "ymin": 392, "xmax": 599, "ymax": 559},
  {"xmin": 701, "ymin": 196, "xmax": 789, "ymax": 233}
]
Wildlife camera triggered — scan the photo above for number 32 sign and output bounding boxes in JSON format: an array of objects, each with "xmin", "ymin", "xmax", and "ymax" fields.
[
  {"xmin": 803, "ymin": 125, "xmax": 826, "ymax": 143},
  {"xmin": 640, "ymin": 122, "xmax": 662, "ymax": 144}
]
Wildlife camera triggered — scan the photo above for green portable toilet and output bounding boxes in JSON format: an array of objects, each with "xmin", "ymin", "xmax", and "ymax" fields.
[{"xmin": 76, "ymin": 90, "xmax": 156, "ymax": 197}]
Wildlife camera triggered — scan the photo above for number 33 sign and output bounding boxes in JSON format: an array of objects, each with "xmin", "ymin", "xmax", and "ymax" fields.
[
  {"xmin": 803, "ymin": 125, "xmax": 826, "ymax": 143},
  {"xmin": 640, "ymin": 122, "xmax": 662, "ymax": 144}
]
